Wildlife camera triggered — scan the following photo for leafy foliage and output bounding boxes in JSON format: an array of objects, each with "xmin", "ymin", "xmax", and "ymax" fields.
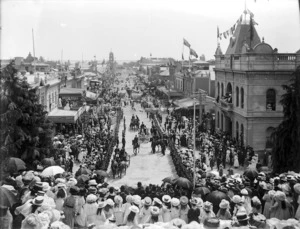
[
  {"xmin": 0, "ymin": 61, "xmax": 54, "ymax": 171},
  {"xmin": 271, "ymin": 66, "xmax": 300, "ymax": 173}
]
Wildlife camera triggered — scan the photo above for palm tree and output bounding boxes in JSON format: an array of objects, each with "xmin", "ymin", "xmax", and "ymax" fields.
[{"xmin": 271, "ymin": 66, "xmax": 300, "ymax": 173}]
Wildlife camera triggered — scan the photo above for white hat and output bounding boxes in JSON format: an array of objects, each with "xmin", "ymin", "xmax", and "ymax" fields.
[
  {"xmin": 129, "ymin": 205, "xmax": 139, "ymax": 214},
  {"xmin": 86, "ymin": 194, "xmax": 97, "ymax": 203},
  {"xmin": 171, "ymin": 198, "xmax": 180, "ymax": 207},
  {"xmin": 241, "ymin": 189, "xmax": 248, "ymax": 195},
  {"xmin": 105, "ymin": 199, "xmax": 114, "ymax": 207},
  {"xmin": 162, "ymin": 195, "xmax": 171, "ymax": 203},
  {"xmin": 232, "ymin": 195, "xmax": 242, "ymax": 204}
]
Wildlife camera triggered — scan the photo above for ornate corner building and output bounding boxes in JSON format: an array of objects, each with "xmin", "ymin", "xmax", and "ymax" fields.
[{"xmin": 214, "ymin": 13, "xmax": 300, "ymax": 153}]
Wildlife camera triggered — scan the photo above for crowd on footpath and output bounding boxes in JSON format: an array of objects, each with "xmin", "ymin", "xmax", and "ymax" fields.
[{"xmin": 2, "ymin": 168, "xmax": 300, "ymax": 229}]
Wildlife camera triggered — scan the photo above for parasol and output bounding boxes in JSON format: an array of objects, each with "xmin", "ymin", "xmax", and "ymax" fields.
[
  {"xmin": 173, "ymin": 177, "xmax": 193, "ymax": 189},
  {"xmin": 0, "ymin": 186, "xmax": 18, "ymax": 207},
  {"xmin": 243, "ymin": 167, "xmax": 259, "ymax": 181},
  {"xmin": 7, "ymin": 157, "xmax": 26, "ymax": 173},
  {"xmin": 77, "ymin": 174, "xmax": 90, "ymax": 185},
  {"xmin": 95, "ymin": 170, "xmax": 109, "ymax": 177},
  {"xmin": 41, "ymin": 158, "xmax": 56, "ymax": 167},
  {"xmin": 75, "ymin": 167, "xmax": 91, "ymax": 176},
  {"xmin": 193, "ymin": 186, "xmax": 211, "ymax": 196},
  {"xmin": 162, "ymin": 176, "xmax": 178, "ymax": 184},
  {"xmin": 41, "ymin": 166, "xmax": 65, "ymax": 177},
  {"xmin": 205, "ymin": 190, "xmax": 230, "ymax": 214}
]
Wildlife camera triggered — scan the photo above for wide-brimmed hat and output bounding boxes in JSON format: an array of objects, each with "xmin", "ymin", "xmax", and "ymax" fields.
[
  {"xmin": 162, "ymin": 195, "xmax": 171, "ymax": 203},
  {"xmin": 88, "ymin": 186, "xmax": 97, "ymax": 194},
  {"xmin": 275, "ymin": 191, "xmax": 286, "ymax": 202},
  {"xmin": 88, "ymin": 180, "xmax": 97, "ymax": 186},
  {"xmin": 70, "ymin": 186, "xmax": 79, "ymax": 195},
  {"xmin": 190, "ymin": 198, "xmax": 198, "ymax": 205},
  {"xmin": 105, "ymin": 199, "xmax": 114, "ymax": 207},
  {"xmin": 86, "ymin": 194, "xmax": 97, "ymax": 203},
  {"xmin": 32, "ymin": 196, "xmax": 44, "ymax": 206},
  {"xmin": 153, "ymin": 197, "xmax": 162, "ymax": 206},
  {"xmin": 143, "ymin": 197, "xmax": 152, "ymax": 206},
  {"xmin": 203, "ymin": 217, "xmax": 220, "ymax": 229},
  {"xmin": 98, "ymin": 202, "xmax": 105, "ymax": 209},
  {"xmin": 203, "ymin": 201, "xmax": 213, "ymax": 211},
  {"xmin": 126, "ymin": 195, "xmax": 133, "ymax": 203},
  {"xmin": 133, "ymin": 195, "xmax": 141, "ymax": 205},
  {"xmin": 150, "ymin": 206, "xmax": 160, "ymax": 215},
  {"xmin": 171, "ymin": 198, "xmax": 180, "ymax": 207},
  {"xmin": 129, "ymin": 205, "xmax": 139, "ymax": 214},
  {"xmin": 236, "ymin": 210, "xmax": 249, "ymax": 221},
  {"xmin": 21, "ymin": 213, "xmax": 42, "ymax": 229},
  {"xmin": 180, "ymin": 196, "xmax": 188, "ymax": 205},
  {"xmin": 114, "ymin": 195, "xmax": 123, "ymax": 204},
  {"xmin": 240, "ymin": 189, "xmax": 248, "ymax": 195},
  {"xmin": 171, "ymin": 218, "xmax": 186, "ymax": 228},
  {"xmin": 42, "ymin": 182, "xmax": 51, "ymax": 192},
  {"xmin": 232, "ymin": 195, "xmax": 242, "ymax": 204},
  {"xmin": 57, "ymin": 183, "xmax": 67, "ymax": 189},
  {"xmin": 36, "ymin": 191, "xmax": 45, "ymax": 196},
  {"xmin": 219, "ymin": 199, "xmax": 230, "ymax": 209}
]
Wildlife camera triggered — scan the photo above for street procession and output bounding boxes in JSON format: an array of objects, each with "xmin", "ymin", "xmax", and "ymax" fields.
[{"xmin": 1, "ymin": 1, "xmax": 300, "ymax": 229}]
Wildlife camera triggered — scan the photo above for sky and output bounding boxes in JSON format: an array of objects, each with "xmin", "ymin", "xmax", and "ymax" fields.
[{"xmin": 1, "ymin": 0, "xmax": 300, "ymax": 62}]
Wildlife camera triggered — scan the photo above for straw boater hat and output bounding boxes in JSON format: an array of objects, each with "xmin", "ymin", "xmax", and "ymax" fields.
[
  {"xmin": 21, "ymin": 213, "xmax": 43, "ymax": 229},
  {"xmin": 88, "ymin": 180, "xmax": 97, "ymax": 186},
  {"xmin": 203, "ymin": 201, "xmax": 213, "ymax": 211},
  {"xmin": 129, "ymin": 205, "xmax": 140, "ymax": 214},
  {"xmin": 105, "ymin": 199, "xmax": 114, "ymax": 207},
  {"xmin": 203, "ymin": 217, "xmax": 221, "ymax": 229},
  {"xmin": 143, "ymin": 197, "xmax": 152, "ymax": 206},
  {"xmin": 171, "ymin": 198, "xmax": 180, "ymax": 207},
  {"xmin": 150, "ymin": 206, "xmax": 160, "ymax": 215},
  {"xmin": 162, "ymin": 195, "xmax": 171, "ymax": 203},
  {"xmin": 236, "ymin": 209, "xmax": 249, "ymax": 222},
  {"xmin": 232, "ymin": 195, "xmax": 242, "ymax": 204},
  {"xmin": 219, "ymin": 199, "xmax": 230, "ymax": 209},
  {"xmin": 33, "ymin": 196, "xmax": 44, "ymax": 206},
  {"xmin": 114, "ymin": 195, "xmax": 123, "ymax": 204},
  {"xmin": 180, "ymin": 196, "xmax": 189, "ymax": 205},
  {"xmin": 86, "ymin": 194, "xmax": 97, "ymax": 203},
  {"xmin": 98, "ymin": 202, "xmax": 106, "ymax": 209}
]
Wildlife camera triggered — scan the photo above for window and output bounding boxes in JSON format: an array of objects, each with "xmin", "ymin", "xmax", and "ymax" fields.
[
  {"xmin": 266, "ymin": 127, "xmax": 275, "ymax": 148},
  {"xmin": 217, "ymin": 112, "xmax": 220, "ymax": 128},
  {"xmin": 240, "ymin": 124, "xmax": 244, "ymax": 145},
  {"xmin": 266, "ymin": 89, "xmax": 276, "ymax": 111},
  {"xmin": 241, "ymin": 87, "xmax": 244, "ymax": 108},
  {"xmin": 55, "ymin": 92, "xmax": 57, "ymax": 105},
  {"xmin": 236, "ymin": 87, "xmax": 239, "ymax": 107},
  {"xmin": 221, "ymin": 113, "xmax": 224, "ymax": 131},
  {"xmin": 221, "ymin": 83, "xmax": 224, "ymax": 97},
  {"xmin": 217, "ymin": 82, "xmax": 220, "ymax": 98},
  {"xmin": 236, "ymin": 121, "xmax": 239, "ymax": 141}
]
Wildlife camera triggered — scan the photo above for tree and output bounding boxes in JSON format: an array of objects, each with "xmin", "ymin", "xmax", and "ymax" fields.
[
  {"xmin": 271, "ymin": 66, "xmax": 300, "ymax": 173},
  {"xmin": 0, "ymin": 61, "xmax": 54, "ymax": 174}
]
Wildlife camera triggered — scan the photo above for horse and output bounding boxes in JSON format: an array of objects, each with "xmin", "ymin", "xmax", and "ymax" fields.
[
  {"xmin": 130, "ymin": 119, "xmax": 139, "ymax": 131},
  {"xmin": 117, "ymin": 161, "xmax": 128, "ymax": 178},
  {"xmin": 111, "ymin": 159, "xmax": 119, "ymax": 179}
]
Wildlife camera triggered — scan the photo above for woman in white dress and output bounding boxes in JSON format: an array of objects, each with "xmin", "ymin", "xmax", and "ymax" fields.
[{"xmin": 234, "ymin": 153, "xmax": 239, "ymax": 168}]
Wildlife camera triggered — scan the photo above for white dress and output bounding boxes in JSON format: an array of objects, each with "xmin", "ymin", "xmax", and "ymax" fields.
[{"xmin": 234, "ymin": 155, "xmax": 239, "ymax": 168}]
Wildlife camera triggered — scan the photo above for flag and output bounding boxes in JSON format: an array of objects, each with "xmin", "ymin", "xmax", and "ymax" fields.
[
  {"xmin": 182, "ymin": 53, "xmax": 184, "ymax": 60},
  {"xmin": 217, "ymin": 26, "xmax": 220, "ymax": 38},
  {"xmin": 219, "ymin": 33, "xmax": 222, "ymax": 40},
  {"xmin": 233, "ymin": 24, "xmax": 236, "ymax": 31},
  {"xmin": 223, "ymin": 32, "xmax": 227, "ymax": 39},
  {"xmin": 231, "ymin": 27, "xmax": 234, "ymax": 35},
  {"xmin": 183, "ymin": 38, "xmax": 191, "ymax": 48},
  {"xmin": 190, "ymin": 48, "xmax": 198, "ymax": 58},
  {"xmin": 247, "ymin": 9, "xmax": 254, "ymax": 18}
]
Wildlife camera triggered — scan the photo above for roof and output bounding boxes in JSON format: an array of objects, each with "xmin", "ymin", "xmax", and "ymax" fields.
[
  {"xmin": 193, "ymin": 60, "xmax": 209, "ymax": 65},
  {"xmin": 59, "ymin": 88, "xmax": 85, "ymax": 95},
  {"xmin": 225, "ymin": 22, "xmax": 261, "ymax": 55},
  {"xmin": 173, "ymin": 97, "xmax": 200, "ymax": 108},
  {"xmin": 159, "ymin": 69, "xmax": 170, "ymax": 76},
  {"xmin": 47, "ymin": 108, "xmax": 80, "ymax": 124}
]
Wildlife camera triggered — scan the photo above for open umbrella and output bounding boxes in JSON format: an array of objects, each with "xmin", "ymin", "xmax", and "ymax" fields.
[
  {"xmin": 7, "ymin": 157, "xmax": 26, "ymax": 173},
  {"xmin": 41, "ymin": 166, "xmax": 65, "ymax": 177},
  {"xmin": 77, "ymin": 174, "xmax": 90, "ymax": 185},
  {"xmin": 95, "ymin": 170, "xmax": 109, "ymax": 177},
  {"xmin": 0, "ymin": 186, "xmax": 18, "ymax": 207},
  {"xmin": 75, "ymin": 167, "xmax": 91, "ymax": 176},
  {"xmin": 162, "ymin": 176, "xmax": 178, "ymax": 184},
  {"xmin": 174, "ymin": 177, "xmax": 193, "ymax": 189},
  {"xmin": 193, "ymin": 186, "xmax": 211, "ymax": 196},
  {"xmin": 244, "ymin": 167, "xmax": 259, "ymax": 181},
  {"xmin": 205, "ymin": 190, "xmax": 230, "ymax": 214},
  {"xmin": 42, "ymin": 158, "xmax": 56, "ymax": 167}
]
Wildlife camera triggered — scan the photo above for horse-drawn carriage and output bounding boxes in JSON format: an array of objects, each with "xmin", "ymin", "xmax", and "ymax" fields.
[
  {"xmin": 138, "ymin": 128, "xmax": 151, "ymax": 143},
  {"xmin": 130, "ymin": 117, "xmax": 140, "ymax": 131}
]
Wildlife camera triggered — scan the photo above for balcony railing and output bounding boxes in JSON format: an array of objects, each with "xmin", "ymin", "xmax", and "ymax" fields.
[
  {"xmin": 215, "ymin": 53, "xmax": 299, "ymax": 71},
  {"xmin": 220, "ymin": 100, "xmax": 233, "ymax": 111}
]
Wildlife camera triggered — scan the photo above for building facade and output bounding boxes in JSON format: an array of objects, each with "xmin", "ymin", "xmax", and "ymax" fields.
[{"xmin": 214, "ymin": 14, "xmax": 300, "ymax": 153}]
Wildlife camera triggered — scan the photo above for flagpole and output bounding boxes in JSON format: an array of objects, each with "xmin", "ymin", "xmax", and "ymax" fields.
[{"xmin": 182, "ymin": 41, "xmax": 184, "ymax": 71}]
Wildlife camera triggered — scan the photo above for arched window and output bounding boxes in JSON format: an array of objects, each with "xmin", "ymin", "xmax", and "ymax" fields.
[
  {"xmin": 221, "ymin": 113, "xmax": 224, "ymax": 131},
  {"xmin": 217, "ymin": 112, "xmax": 220, "ymax": 128},
  {"xmin": 236, "ymin": 121, "xmax": 239, "ymax": 141},
  {"xmin": 221, "ymin": 83, "xmax": 224, "ymax": 97},
  {"xmin": 266, "ymin": 127, "xmax": 275, "ymax": 148},
  {"xmin": 266, "ymin": 89, "xmax": 276, "ymax": 111},
  {"xmin": 240, "ymin": 124, "xmax": 244, "ymax": 145},
  {"xmin": 217, "ymin": 82, "xmax": 220, "ymax": 98},
  {"xmin": 226, "ymin": 83, "xmax": 232, "ymax": 103},
  {"xmin": 241, "ymin": 87, "xmax": 244, "ymax": 108},
  {"xmin": 236, "ymin": 87, "xmax": 239, "ymax": 107}
]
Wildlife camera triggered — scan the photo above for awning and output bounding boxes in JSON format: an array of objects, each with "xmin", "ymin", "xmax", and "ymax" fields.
[
  {"xmin": 157, "ymin": 86, "xmax": 183, "ymax": 98},
  {"xmin": 173, "ymin": 98, "xmax": 200, "ymax": 109},
  {"xmin": 86, "ymin": 91, "xmax": 97, "ymax": 100},
  {"xmin": 47, "ymin": 108, "xmax": 82, "ymax": 124}
]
